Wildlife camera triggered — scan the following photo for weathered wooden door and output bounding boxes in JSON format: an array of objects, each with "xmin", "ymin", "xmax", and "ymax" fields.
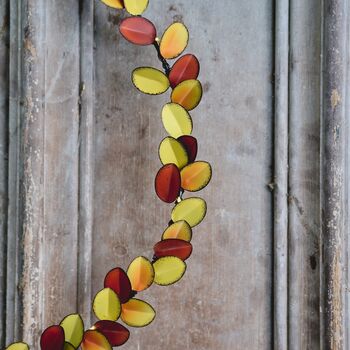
[{"xmin": 1, "ymin": 0, "xmax": 349, "ymax": 349}]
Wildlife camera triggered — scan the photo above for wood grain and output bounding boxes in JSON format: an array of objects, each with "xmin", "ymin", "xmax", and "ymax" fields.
[
  {"xmin": 3, "ymin": 0, "xmax": 349, "ymax": 349},
  {"xmin": 92, "ymin": 1, "xmax": 273, "ymax": 349},
  {"xmin": 78, "ymin": 0, "xmax": 95, "ymax": 325},
  {"xmin": 0, "ymin": 1, "xmax": 9, "ymax": 348},
  {"xmin": 11, "ymin": 1, "xmax": 81, "ymax": 348},
  {"xmin": 273, "ymin": 1, "xmax": 289, "ymax": 348},
  {"xmin": 6, "ymin": 0, "xmax": 23, "ymax": 344},
  {"xmin": 288, "ymin": 1, "xmax": 322, "ymax": 349},
  {"xmin": 321, "ymin": 0, "xmax": 350, "ymax": 348}
]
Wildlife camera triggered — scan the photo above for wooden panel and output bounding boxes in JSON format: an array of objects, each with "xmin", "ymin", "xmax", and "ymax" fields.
[
  {"xmin": 78, "ymin": 0, "xmax": 95, "ymax": 325},
  {"xmin": 6, "ymin": 1, "xmax": 81, "ymax": 348},
  {"xmin": 92, "ymin": 1, "xmax": 273, "ymax": 349},
  {"xmin": 0, "ymin": 1, "xmax": 9, "ymax": 348},
  {"xmin": 38, "ymin": 0, "xmax": 80, "ymax": 328},
  {"xmin": 7, "ymin": 0, "xmax": 350, "ymax": 349},
  {"xmin": 321, "ymin": 0, "xmax": 350, "ymax": 348},
  {"xmin": 273, "ymin": 1, "xmax": 289, "ymax": 348},
  {"xmin": 6, "ymin": 0, "xmax": 23, "ymax": 344},
  {"xmin": 288, "ymin": 1, "xmax": 321, "ymax": 349}
]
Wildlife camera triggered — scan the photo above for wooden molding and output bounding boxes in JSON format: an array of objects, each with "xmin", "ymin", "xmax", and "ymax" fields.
[{"xmin": 321, "ymin": 0, "xmax": 350, "ymax": 348}]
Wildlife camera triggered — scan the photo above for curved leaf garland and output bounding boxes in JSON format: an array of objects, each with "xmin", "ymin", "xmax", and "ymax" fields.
[{"xmin": 5, "ymin": 1, "xmax": 212, "ymax": 349}]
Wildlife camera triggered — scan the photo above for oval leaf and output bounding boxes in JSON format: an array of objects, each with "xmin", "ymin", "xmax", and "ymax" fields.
[
  {"xmin": 121, "ymin": 299, "xmax": 156, "ymax": 327},
  {"xmin": 160, "ymin": 22, "xmax": 189, "ymax": 59},
  {"xmin": 6, "ymin": 343, "xmax": 29, "ymax": 350},
  {"xmin": 104, "ymin": 267, "xmax": 132, "ymax": 304},
  {"xmin": 119, "ymin": 17, "xmax": 156, "ymax": 45},
  {"xmin": 159, "ymin": 137, "xmax": 188, "ymax": 169},
  {"xmin": 153, "ymin": 256, "xmax": 187, "ymax": 286},
  {"xmin": 169, "ymin": 54, "xmax": 200, "ymax": 88},
  {"xmin": 100, "ymin": 0, "xmax": 124, "ymax": 9},
  {"xmin": 171, "ymin": 79, "xmax": 203, "ymax": 111},
  {"xmin": 124, "ymin": 0, "xmax": 148, "ymax": 15},
  {"xmin": 93, "ymin": 288, "xmax": 121, "ymax": 321},
  {"xmin": 132, "ymin": 67, "xmax": 169, "ymax": 95},
  {"xmin": 63, "ymin": 343, "xmax": 74, "ymax": 350},
  {"xmin": 60, "ymin": 314, "xmax": 84, "ymax": 349},
  {"xmin": 171, "ymin": 197, "xmax": 207, "ymax": 227},
  {"xmin": 93, "ymin": 321, "xmax": 130, "ymax": 347},
  {"xmin": 81, "ymin": 330, "xmax": 112, "ymax": 350},
  {"xmin": 162, "ymin": 103, "xmax": 192, "ymax": 138},
  {"xmin": 181, "ymin": 161, "xmax": 212, "ymax": 192},
  {"xmin": 127, "ymin": 256, "xmax": 154, "ymax": 292},
  {"xmin": 154, "ymin": 239, "xmax": 192, "ymax": 260},
  {"xmin": 155, "ymin": 164, "xmax": 181, "ymax": 203},
  {"xmin": 40, "ymin": 325, "xmax": 65, "ymax": 350},
  {"xmin": 162, "ymin": 220, "xmax": 192, "ymax": 241},
  {"xmin": 178, "ymin": 135, "xmax": 197, "ymax": 163}
]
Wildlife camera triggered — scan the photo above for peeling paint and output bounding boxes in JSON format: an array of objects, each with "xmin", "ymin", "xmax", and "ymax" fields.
[{"xmin": 331, "ymin": 89, "xmax": 341, "ymax": 110}]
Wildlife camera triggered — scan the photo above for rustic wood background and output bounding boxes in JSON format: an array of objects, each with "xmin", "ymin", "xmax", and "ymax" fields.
[{"xmin": 1, "ymin": 0, "xmax": 350, "ymax": 349}]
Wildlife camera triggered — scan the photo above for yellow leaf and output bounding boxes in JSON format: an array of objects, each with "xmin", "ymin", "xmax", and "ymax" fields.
[
  {"xmin": 124, "ymin": 0, "xmax": 148, "ymax": 15},
  {"xmin": 60, "ymin": 314, "xmax": 84, "ymax": 348},
  {"xmin": 159, "ymin": 137, "xmax": 188, "ymax": 169},
  {"xmin": 153, "ymin": 256, "xmax": 186, "ymax": 286},
  {"xmin": 171, "ymin": 197, "xmax": 207, "ymax": 227},
  {"xmin": 100, "ymin": 0, "xmax": 124, "ymax": 9},
  {"xmin": 93, "ymin": 288, "xmax": 121, "ymax": 321},
  {"xmin": 132, "ymin": 67, "xmax": 169, "ymax": 95},
  {"xmin": 5, "ymin": 343, "xmax": 29, "ymax": 350},
  {"xmin": 162, "ymin": 103, "xmax": 193, "ymax": 138}
]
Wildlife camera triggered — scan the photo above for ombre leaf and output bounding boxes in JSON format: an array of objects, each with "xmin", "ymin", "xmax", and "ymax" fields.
[
  {"xmin": 160, "ymin": 22, "xmax": 189, "ymax": 59},
  {"xmin": 162, "ymin": 220, "xmax": 192, "ymax": 241},
  {"xmin": 121, "ymin": 299, "xmax": 156, "ymax": 327},
  {"xmin": 171, "ymin": 79, "xmax": 203, "ymax": 111},
  {"xmin": 127, "ymin": 256, "xmax": 154, "ymax": 292}
]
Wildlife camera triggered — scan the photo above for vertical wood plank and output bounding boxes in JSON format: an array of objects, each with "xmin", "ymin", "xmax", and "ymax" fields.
[
  {"xmin": 39, "ymin": 0, "xmax": 80, "ymax": 328},
  {"xmin": 7, "ymin": 0, "xmax": 81, "ymax": 347},
  {"xmin": 6, "ymin": 0, "xmax": 23, "ymax": 344},
  {"xmin": 273, "ymin": 1, "xmax": 289, "ymax": 348},
  {"xmin": 288, "ymin": 1, "xmax": 322, "ymax": 349},
  {"xmin": 321, "ymin": 0, "xmax": 349, "ymax": 348},
  {"xmin": 0, "ymin": 1, "xmax": 9, "ymax": 348},
  {"xmin": 92, "ymin": 0, "xmax": 273, "ymax": 349},
  {"xmin": 78, "ymin": 0, "xmax": 95, "ymax": 324}
]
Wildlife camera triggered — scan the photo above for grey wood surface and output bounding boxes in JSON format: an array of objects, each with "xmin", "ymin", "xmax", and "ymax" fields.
[
  {"xmin": 1, "ymin": 0, "xmax": 350, "ymax": 349},
  {"xmin": 6, "ymin": 0, "xmax": 23, "ymax": 345},
  {"xmin": 288, "ymin": 1, "xmax": 322, "ymax": 349},
  {"xmin": 273, "ymin": 1, "xmax": 289, "ymax": 348},
  {"xmin": 321, "ymin": 0, "xmax": 350, "ymax": 348},
  {"xmin": 0, "ymin": 1, "xmax": 9, "ymax": 348},
  {"xmin": 6, "ymin": 0, "xmax": 81, "ymax": 347},
  {"xmin": 92, "ymin": 1, "xmax": 273, "ymax": 349}
]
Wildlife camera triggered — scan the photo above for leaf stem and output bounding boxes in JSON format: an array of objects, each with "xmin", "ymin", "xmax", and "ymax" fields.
[{"xmin": 153, "ymin": 40, "xmax": 171, "ymax": 75}]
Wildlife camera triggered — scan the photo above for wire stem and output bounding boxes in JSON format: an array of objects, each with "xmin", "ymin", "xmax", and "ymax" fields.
[{"xmin": 153, "ymin": 41, "xmax": 171, "ymax": 75}]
